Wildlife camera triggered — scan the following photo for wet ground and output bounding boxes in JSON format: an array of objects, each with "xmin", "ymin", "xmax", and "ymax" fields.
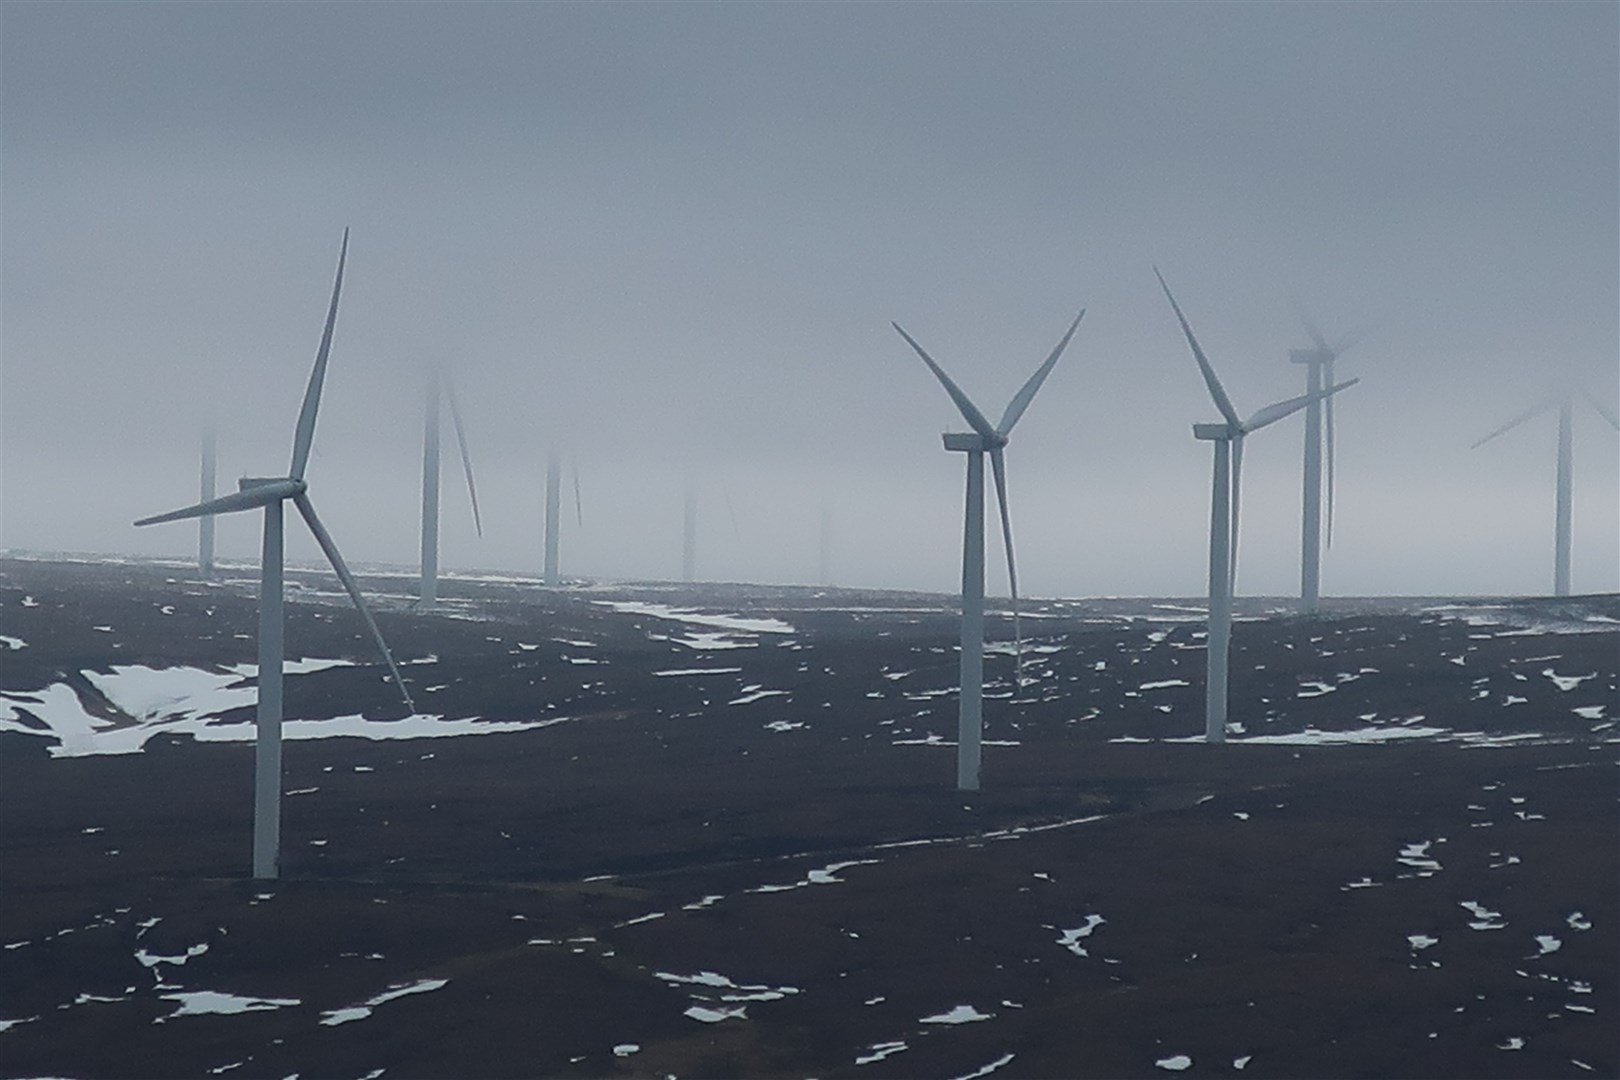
[{"xmin": 1, "ymin": 555, "xmax": 1616, "ymax": 1078}]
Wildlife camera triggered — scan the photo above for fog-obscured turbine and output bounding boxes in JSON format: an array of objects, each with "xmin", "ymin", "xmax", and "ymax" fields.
[
  {"xmin": 542, "ymin": 448, "xmax": 583, "ymax": 587},
  {"xmin": 418, "ymin": 369, "xmax": 482, "ymax": 607},
  {"xmin": 1471, "ymin": 388, "xmax": 1619, "ymax": 597},
  {"xmin": 893, "ymin": 308, "xmax": 1083, "ymax": 792},
  {"xmin": 817, "ymin": 497, "xmax": 833, "ymax": 587},
  {"xmin": 682, "ymin": 479, "xmax": 698, "ymax": 583},
  {"xmin": 1157, "ymin": 270, "xmax": 1356, "ymax": 743},
  {"xmin": 1289, "ymin": 308, "xmax": 1364, "ymax": 614},
  {"xmin": 134, "ymin": 231, "xmax": 414, "ymax": 880}
]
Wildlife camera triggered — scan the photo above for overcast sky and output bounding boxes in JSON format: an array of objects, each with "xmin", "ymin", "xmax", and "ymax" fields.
[{"xmin": 3, "ymin": 1, "xmax": 1616, "ymax": 598}]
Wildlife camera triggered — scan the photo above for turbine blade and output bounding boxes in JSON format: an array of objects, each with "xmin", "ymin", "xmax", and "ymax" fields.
[
  {"xmin": 1578, "ymin": 388, "xmax": 1620, "ymax": 432},
  {"xmin": 1243, "ymin": 378, "xmax": 1359, "ymax": 434},
  {"xmin": 292, "ymin": 492, "xmax": 415, "ymax": 714},
  {"xmin": 989, "ymin": 447, "xmax": 1023, "ymax": 687},
  {"xmin": 289, "ymin": 229, "xmax": 349, "ymax": 481},
  {"xmin": 1330, "ymin": 328, "xmax": 1369, "ymax": 359},
  {"xmin": 1470, "ymin": 397, "xmax": 1560, "ymax": 449},
  {"xmin": 1154, "ymin": 268, "xmax": 1241, "ymax": 429},
  {"xmin": 891, "ymin": 322, "xmax": 997, "ymax": 439},
  {"xmin": 996, "ymin": 308, "xmax": 1085, "ymax": 436},
  {"xmin": 444, "ymin": 378, "xmax": 483, "ymax": 537},
  {"xmin": 1230, "ymin": 435, "xmax": 1244, "ymax": 592},
  {"xmin": 135, "ymin": 484, "xmax": 287, "ymax": 527},
  {"xmin": 1324, "ymin": 357, "xmax": 1337, "ymax": 550}
]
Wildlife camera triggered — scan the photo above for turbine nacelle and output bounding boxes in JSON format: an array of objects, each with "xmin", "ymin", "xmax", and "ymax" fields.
[
  {"xmin": 1289, "ymin": 346, "xmax": 1335, "ymax": 366},
  {"xmin": 1192, "ymin": 423, "xmax": 1238, "ymax": 442},
  {"xmin": 240, "ymin": 477, "xmax": 306, "ymax": 496},
  {"xmin": 942, "ymin": 432, "xmax": 1008, "ymax": 452}
]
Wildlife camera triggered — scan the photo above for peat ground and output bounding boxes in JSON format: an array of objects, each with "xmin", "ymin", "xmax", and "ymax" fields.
[{"xmin": 1, "ymin": 555, "xmax": 1616, "ymax": 1079}]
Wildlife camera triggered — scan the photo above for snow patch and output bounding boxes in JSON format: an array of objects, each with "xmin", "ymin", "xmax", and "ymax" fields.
[
  {"xmin": 653, "ymin": 667, "xmax": 744, "ymax": 677},
  {"xmin": 951, "ymin": 1053, "xmax": 1017, "ymax": 1080},
  {"xmin": 158, "ymin": 990, "xmax": 300, "ymax": 1021},
  {"xmin": 593, "ymin": 600, "xmax": 793, "ymax": 635},
  {"xmin": 920, "ymin": 1004, "xmax": 993, "ymax": 1024},
  {"xmin": 856, "ymin": 1041, "xmax": 909, "ymax": 1065},
  {"xmin": 319, "ymin": 978, "xmax": 448, "ymax": 1026},
  {"xmin": 1055, "ymin": 915, "xmax": 1106, "ymax": 957}
]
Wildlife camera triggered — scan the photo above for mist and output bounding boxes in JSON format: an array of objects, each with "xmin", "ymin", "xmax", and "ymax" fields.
[{"xmin": 3, "ymin": 1, "xmax": 1616, "ymax": 598}]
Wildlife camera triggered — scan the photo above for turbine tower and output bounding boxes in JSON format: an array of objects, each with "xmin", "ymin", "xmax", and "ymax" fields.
[
  {"xmin": 1471, "ymin": 389, "xmax": 1620, "ymax": 596},
  {"xmin": 817, "ymin": 497, "xmax": 832, "ymax": 586},
  {"xmin": 682, "ymin": 480, "xmax": 697, "ymax": 583},
  {"xmin": 1157, "ymin": 270, "xmax": 1356, "ymax": 743},
  {"xmin": 199, "ymin": 426, "xmax": 217, "ymax": 577},
  {"xmin": 135, "ymin": 231, "xmax": 414, "ymax": 880},
  {"xmin": 893, "ymin": 307, "xmax": 1083, "ymax": 791},
  {"xmin": 541, "ymin": 450, "xmax": 581, "ymax": 586},
  {"xmin": 418, "ymin": 370, "xmax": 482, "ymax": 607},
  {"xmin": 543, "ymin": 451, "xmax": 562, "ymax": 585},
  {"xmin": 1289, "ymin": 311, "xmax": 1362, "ymax": 614}
]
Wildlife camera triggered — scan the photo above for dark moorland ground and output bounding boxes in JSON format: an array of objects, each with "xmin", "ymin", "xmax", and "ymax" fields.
[{"xmin": 1, "ymin": 555, "xmax": 1616, "ymax": 1079}]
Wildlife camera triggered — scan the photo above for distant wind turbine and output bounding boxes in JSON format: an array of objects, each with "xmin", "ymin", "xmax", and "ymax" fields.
[
  {"xmin": 542, "ymin": 448, "xmax": 583, "ymax": 586},
  {"xmin": 1289, "ymin": 308, "xmax": 1364, "ymax": 614},
  {"xmin": 135, "ymin": 231, "xmax": 414, "ymax": 879},
  {"xmin": 199, "ymin": 425, "xmax": 217, "ymax": 577},
  {"xmin": 674, "ymin": 478, "xmax": 742, "ymax": 584},
  {"xmin": 817, "ymin": 497, "xmax": 832, "ymax": 586},
  {"xmin": 418, "ymin": 369, "xmax": 482, "ymax": 607},
  {"xmin": 1471, "ymin": 388, "xmax": 1619, "ymax": 597},
  {"xmin": 893, "ymin": 308, "xmax": 1083, "ymax": 791},
  {"xmin": 682, "ymin": 479, "xmax": 698, "ymax": 583},
  {"xmin": 1157, "ymin": 270, "xmax": 1355, "ymax": 743}
]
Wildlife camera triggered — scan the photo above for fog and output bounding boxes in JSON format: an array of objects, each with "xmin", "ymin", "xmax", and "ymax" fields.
[{"xmin": 3, "ymin": 1, "xmax": 1616, "ymax": 598}]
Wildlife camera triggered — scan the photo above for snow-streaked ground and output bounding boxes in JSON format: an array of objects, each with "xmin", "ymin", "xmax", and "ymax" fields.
[{"xmin": 0, "ymin": 662, "xmax": 568, "ymax": 757}]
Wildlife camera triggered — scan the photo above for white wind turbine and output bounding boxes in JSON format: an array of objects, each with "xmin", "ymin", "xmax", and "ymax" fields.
[
  {"xmin": 418, "ymin": 369, "xmax": 482, "ymax": 607},
  {"xmin": 135, "ymin": 231, "xmax": 414, "ymax": 879},
  {"xmin": 1289, "ymin": 310, "xmax": 1364, "ymax": 614},
  {"xmin": 1471, "ymin": 388, "xmax": 1619, "ymax": 597},
  {"xmin": 893, "ymin": 308, "xmax": 1083, "ymax": 791},
  {"xmin": 1156, "ymin": 270, "xmax": 1356, "ymax": 743}
]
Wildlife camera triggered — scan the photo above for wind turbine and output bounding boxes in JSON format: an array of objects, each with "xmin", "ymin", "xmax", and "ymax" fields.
[
  {"xmin": 135, "ymin": 230, "xmax": 414, "ymax": 879},
  {"xmin": 1471, "ymin": 388, "xmax": 1620, "ymax": 596},
  {"xmin": 1289, "ymin": 310, "xmax": 1363, "ymax": 614},
  {"xmin": 199, "ymin": 425, "xmax": 217, "ymax": 577},
  {"xmin": 682, "ymin": 479, "xmax": 698, "ymax": 583},
  {"xmin": 541, "ymin": 448, "xmax": 583, "ymax": 586},
  {"xmin": 418, "ymin": 369, "xmax": 482, "ymax": 607},
  {"xmin": 817, "ymin": 496, "xmax": 832, "ymax": 586},
  {"xmin": 675, "ymin": 479, "xmax": 741, "ymax": 584},
  {"xmin": 1156, "ymin": 269, "xmax": 1356, "ymax": 743},
  {"xmin": 893, "ymin": 307, "xmax": 1083, "ymax": 792}
]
